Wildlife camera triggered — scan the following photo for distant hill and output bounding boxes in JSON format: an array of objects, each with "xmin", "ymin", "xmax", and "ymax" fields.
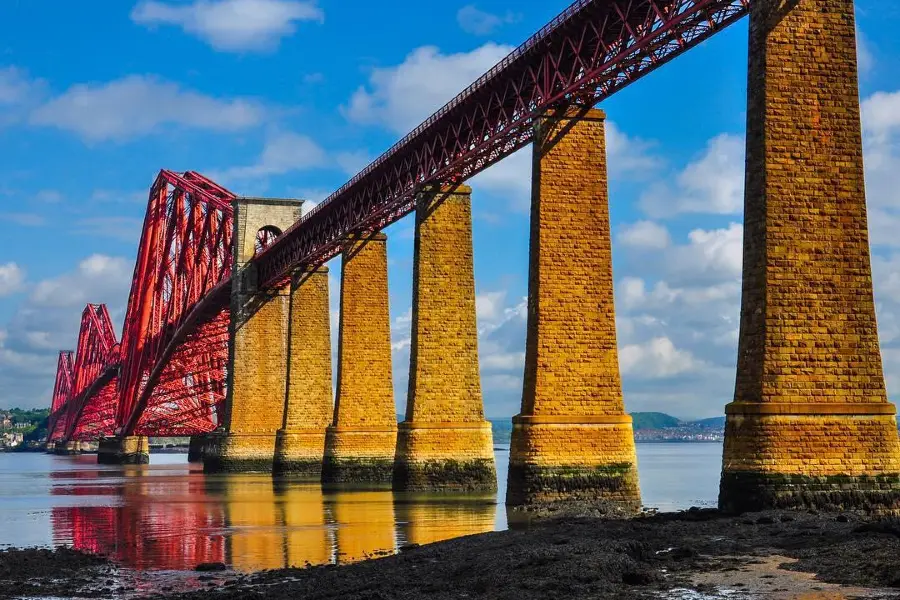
[
  {"xmin": 630, "ymin": 412, "xmax": 681, "ymax": 430},
  {"xmin": 691, "ymin": 416, "xmax": 726, "ymax": 429}
]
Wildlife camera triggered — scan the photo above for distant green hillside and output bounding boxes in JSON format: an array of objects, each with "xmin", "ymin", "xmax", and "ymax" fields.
[{"xmin": 630, "ymin": 412, "xmax": 681, "ymax": 430}]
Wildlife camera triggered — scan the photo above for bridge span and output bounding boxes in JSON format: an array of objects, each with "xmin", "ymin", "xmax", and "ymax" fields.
[{"xmin": 47, "ymin": 0, "xmax": 900, "ymax": 513}]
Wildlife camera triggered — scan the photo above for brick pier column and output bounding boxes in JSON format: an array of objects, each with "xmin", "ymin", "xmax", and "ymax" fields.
[
  {"xmin": 720, "ymin": 0, "xmax": 900, "ymax": 513},
  {"xmin": 273, "ymin": 267, "xmax": 334, "ymax": 477},
  {"xmin": 394, "ymin": 184, "xmax": 496, "ymax": 491},
  {"xmin": 506, "ymin": 108, "xmax": 640, "ymax": 511},
  {"xmin": 322, "ymin": 233, "xmax": 398, "ymax": 485},
  {"xmin": 204, "ymin": 198, "xmax": 304, "ymax": 473}
]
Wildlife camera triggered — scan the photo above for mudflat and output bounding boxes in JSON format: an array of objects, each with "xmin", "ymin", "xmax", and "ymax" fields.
[{"xmin": 5, "ymin": 508, "xmax": 900, "ymax": 599}]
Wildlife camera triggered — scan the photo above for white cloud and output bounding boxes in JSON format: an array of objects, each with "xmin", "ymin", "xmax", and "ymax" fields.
[
  {"xmin": 456, "ymin": 5, "xmax": 520, "ymax": 36},
  {"xmin": 72, "ymin": 217, "xmax": 144, "ymax": 242},
  {"xmin": 667, "ymin": 223, "xmax": 743, "ymax": 283},
  {"xmin": 0, "ymin": 255, "xmax": 132, "ymax": 408},
  {"xmin": 131, "ymin": 0, "xmax": 323, "ymax": 52},
  {"xmin": 31, "ymin": 255, "xmax": 132, "ymax": 309},
  {"xmin": 857, "ymin": 28, "xmax": 874, "ymax": 75},
  {"xmin": 344, "ymin": 43, "xmax": 513, "ymax": 134},
  {"xmin": 618, "ymin": 220, "xmax": 670, "ymax": 249},
  {"xmin": 0, "ymin": 66, "xmax": 39, "ymax": 106},
  {"xmin": 639, "ymin": 133, "xmax": 744, "ymax": 217},
  {"xmin": 0, "ymin": 213, "xmax": 45, "ymax": 227},
  {"xmin": 30, "ymin": 75, "xmax": 264, "ymax": 142},
  {"xmin": 0, "ymin": 264, "xmax": 25, "ymax": 298},
  {"xmin": 862, "ymin": 90, "xmax": 900, "ymax": 140},
  {"xmin": 217, "ymin": 131, "xmax": 327, "ymax": 181},
  {"xmin": 619, "ymin": 337, "xmax": 701, "ymax": 379}
]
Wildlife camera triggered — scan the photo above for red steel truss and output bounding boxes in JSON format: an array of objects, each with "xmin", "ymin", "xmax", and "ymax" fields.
[
  {"xmin": 50, "ymin": 0, "xmax": 750, "ymax": 441},
  {"xmin": 49, "ymin": 171, "xmax": 234, "ymax": 442},
  {"xmin": 116, "ymin": 170, "xmax": 234, "ymax": 437},
  {"xmin": 48, "ymin": 351, "xmax": 75, "ymax": 442}
]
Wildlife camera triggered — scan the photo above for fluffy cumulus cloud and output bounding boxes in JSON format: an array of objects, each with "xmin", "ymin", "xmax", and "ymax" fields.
[
  {"xmin": 217, "ymin": 130, "xmax": 327, "ymax": 183},
  {"xmin": 0, "ymin": 255, "xmax": 133, "ymax": 408},
  {"xmin": 456, "ymin": 5, "xmax": 520, "ymax": 36},
  {"xmin": 0, "ymin": 263, "xmax": 25, "ymax": 298},
  {"xmin": 30, "ymin": 75, "xmax": 264, "ymax": 142},
  {"xmin": 344, "ymin": 43, "xmax": 514, "ymax": 134},
  {"xmin": 862, "ymin": 90, "xmax": 900, "ymax": 247},
  {"xmin": 639, "ymin": 133, "xmax": 745, "ymax": 218},
  {"xmin": 131, "ymin": 0, "xmax": 323, "ymax": 52},
  {"xmin": 0, "ymin": 66, "xmax": 44, "ymax": 126}
]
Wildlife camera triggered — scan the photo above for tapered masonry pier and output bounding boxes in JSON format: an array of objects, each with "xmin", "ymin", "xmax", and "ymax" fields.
[
  {"xmin": 394, "ymin": 184, "xmax": 496, "ymax": 491},
  {"xmin": 322, "ymin": 233, "xmax": 398, "ymax": 485},
  {"xmin": 507, "ymin": 108, "xmax": 640, "ymax": 511},
  {"xmin": 274, "ymin": 266, "xmax": 334, "ymax": 477},
  {"xmin": 204, "ymin": 198, "xmax": 304, "ymax": 473},
  {"xmin": 719, "ymin": 0, "xmax": 900, "ymax": 513}
]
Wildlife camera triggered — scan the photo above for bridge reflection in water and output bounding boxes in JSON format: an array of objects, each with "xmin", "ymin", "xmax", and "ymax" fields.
[{"xmin": 49, "ymin": 457, "xmax": 498, "ymax": 571}]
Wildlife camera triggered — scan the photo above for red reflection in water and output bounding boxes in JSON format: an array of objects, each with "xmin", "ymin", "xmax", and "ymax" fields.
[{"xmin": 51, "ymin": 469, "xmax": 225, "ymax": 570}]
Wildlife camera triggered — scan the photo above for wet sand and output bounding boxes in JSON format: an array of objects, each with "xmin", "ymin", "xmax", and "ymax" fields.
[{"xmin": 4, "ymin": 508, "xmax": 900, "ymax": 599}]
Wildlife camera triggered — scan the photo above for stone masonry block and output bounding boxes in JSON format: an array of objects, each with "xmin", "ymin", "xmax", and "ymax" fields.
[
  {"xmin": 507, "ymin": 108, "xmax": 640, "ymax": 511},
  {"xmin": 323, "ymin": 233, "xmax": 397, "ymax": 485},
  {"xmin": 721, "ymin": 0, "xmax": 900, "ymax": 512},
  {"xmin": 274, "ymin": 267, "xmax": 333, "ymax": 478},
  {"xmin": 394, "ymin": 184, "xmax": 496, "ymax": 491}
]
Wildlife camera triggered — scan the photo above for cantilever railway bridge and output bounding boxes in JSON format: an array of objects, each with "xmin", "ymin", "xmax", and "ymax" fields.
[{"xmin": 47, "ymin": 0, "xmax": 750, "ymax": 444}]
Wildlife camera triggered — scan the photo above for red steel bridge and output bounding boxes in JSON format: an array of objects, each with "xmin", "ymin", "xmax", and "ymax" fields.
[{"xmin": 47, "ymin": 0, "xmax": 749, "ymax": 444}]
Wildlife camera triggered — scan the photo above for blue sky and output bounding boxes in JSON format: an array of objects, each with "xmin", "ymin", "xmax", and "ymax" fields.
[{"xmin": 1, "ymin": 0, "xmax": 900, "ymax": 419}]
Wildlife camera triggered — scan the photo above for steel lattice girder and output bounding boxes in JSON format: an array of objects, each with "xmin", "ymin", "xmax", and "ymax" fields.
[
  {"xmin": 52, "ymin": 0, "xmax": 753, "ymax": 441},
  {"xmin": 64, "ymin": 305, "xmax": 119, "ymax": 441},
  {"xmin": 48, "ymin": 351, "xmax": 75, "ymax": 442},
  {"xmin": 115, "ymin": 170, "xmax": 235, "ymax": 437},
  {"xmin": 253, "ymin": 0, "xmax": 750, "ymax": 289}
]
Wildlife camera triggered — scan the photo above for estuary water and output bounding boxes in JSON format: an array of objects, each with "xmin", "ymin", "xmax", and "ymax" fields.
[{"xmin": 0, "ymin": 443, "xmax": 722, "ymax": 573}]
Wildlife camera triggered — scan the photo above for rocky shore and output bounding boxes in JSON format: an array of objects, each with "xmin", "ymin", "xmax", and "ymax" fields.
[{"xmin": 5, "ymin": 508, "xmax": 900, "ymax": 599}]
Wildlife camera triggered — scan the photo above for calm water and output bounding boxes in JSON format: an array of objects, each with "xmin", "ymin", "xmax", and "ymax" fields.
[{"xmin": 0, "ymin": 443, "xmax": 722, "ymax": 572}]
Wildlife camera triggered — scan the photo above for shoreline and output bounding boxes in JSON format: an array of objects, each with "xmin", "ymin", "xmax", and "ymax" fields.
[{"xmin": 4, "ymin": 508, "xmax": 900, "ymax": 599}]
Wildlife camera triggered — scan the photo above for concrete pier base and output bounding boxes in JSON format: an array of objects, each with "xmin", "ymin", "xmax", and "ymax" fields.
[{"xmin": 97, "ymin": 436, "xmax": 150, "ymax": 465}]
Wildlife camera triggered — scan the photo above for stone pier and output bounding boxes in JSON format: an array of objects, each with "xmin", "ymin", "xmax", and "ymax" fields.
[
  {"xmin": 507, "ymin": 108, "xmax": 640, "ymax": 511},
  {"xmin": 322, "ymin": 233, "xmax": 398, "ymax": 485},
  {"xmin": 394, "ymin": 184, "xmax": 496, "ymax": 491},
  {"xmin": 274, "ymin": 267, "xmax": 334, "ymax": 478},
  {"xmin": 97, "ymin": 436, "xmax": 149, "ymax": 464},
  {"xmin": 719, "ymin": 0, "xmax": 900, "ymax": 513},
  {"xmin": 204, "ymin": 198, "xmax": 304, "ymax": 473}
]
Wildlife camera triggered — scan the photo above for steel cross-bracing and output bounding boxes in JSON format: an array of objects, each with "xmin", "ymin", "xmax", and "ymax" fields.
[{"xmin": 48, "ymin": 0, "xmax": 750, "ymax": 442}]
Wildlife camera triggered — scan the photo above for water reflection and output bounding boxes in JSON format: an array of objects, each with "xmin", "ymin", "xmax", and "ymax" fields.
[{"xmin": 49, "ymin": 460, "xmax": 496, "ymax": 572}]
